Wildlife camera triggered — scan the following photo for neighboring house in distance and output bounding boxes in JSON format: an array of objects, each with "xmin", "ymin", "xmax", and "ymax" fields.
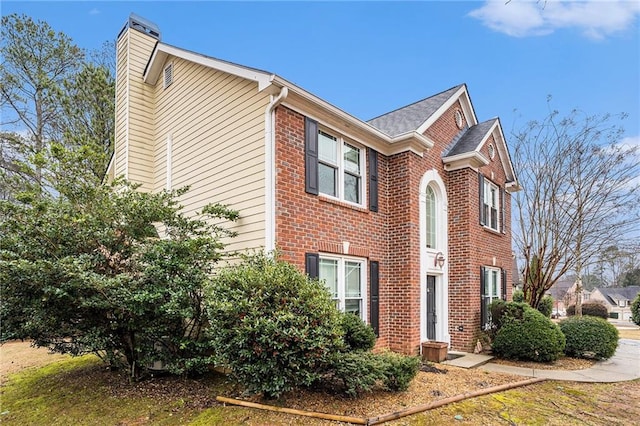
[
  {"xmin": 590, "ymin": 286, "xmax": 640, "ymax": 321},
  {"xmin": 108, "ymin": 14, "xmax": 520, "ymax": 353},
  {"xmin": 547, "ymin": 276, "xmax": 576, "ymax": 315}
]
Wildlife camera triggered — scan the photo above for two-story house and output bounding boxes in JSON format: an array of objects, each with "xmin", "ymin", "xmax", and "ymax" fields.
[{"xmin": 108, "ymin": 14, "xmax": 519, "ymax": 353}]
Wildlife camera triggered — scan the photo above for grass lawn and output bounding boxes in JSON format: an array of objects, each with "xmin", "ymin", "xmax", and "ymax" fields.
[
  {"xmin": 618, "ymin": 327, "xmax": 640, "ymax": 340},
  {"xmin": 1, "ymin": 350, "xmax": 639, "ymax": 425}
]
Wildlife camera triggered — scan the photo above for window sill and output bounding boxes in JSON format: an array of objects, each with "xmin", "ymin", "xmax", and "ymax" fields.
[
  {"xmin": 482, "ymin": 225, "xmax": 504, "ymax": 236},
  {"xmin": 319, "ymin": 195, "xmax": 369, "ymax": 213}
]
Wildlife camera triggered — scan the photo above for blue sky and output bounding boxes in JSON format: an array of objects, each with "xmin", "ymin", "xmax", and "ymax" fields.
[{"xmin": 3, "ymin": 1, "xmax": 639, "ymax": 145}]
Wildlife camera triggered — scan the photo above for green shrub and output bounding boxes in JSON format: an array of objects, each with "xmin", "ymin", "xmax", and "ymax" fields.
[
  {"xmin": 536, "ymin": 296, "xmax": 554, "ymax": 318},
  {"xmin": 566, "ymin": 301, "xmax": 609, "ymax": 319},
  {"xmin": 632, "ymin": 294, "xmax": 640, "ymax": 326},
  {"xmin": 323, "ymin": 351, "xmax": 419, "ymax": 397},
  {"xmin": 324, "ymin": 351, "xmax": 382, "ymax": 397},
  {"xmin": 340, "ymin": 312, "xmax": 376, "ymax": 351},
  {"xmin": 559, "ymin": 316, "xmax": 619, "ymax": 359},
  {"xmin": 489, "ymin": 300, "xmax": 528, "ymax": 334},
  {"xmin": 492, "ymin": 306, "xmax": 566, "ymax": 362},
  {"xmin": 512, "ymin": 289, "xmax": 524, "ymax": 303},
  {"xmin": 377, "ymin": 351, "xmax": 421, "ymax": 392},
  {"xmin": 206, "ymin": 253, "xmax": 343, "ymax": 399}
]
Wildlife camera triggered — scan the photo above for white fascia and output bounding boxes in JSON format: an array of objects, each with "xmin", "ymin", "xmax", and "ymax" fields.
[
  {"xmin": 488, "ymin": 118, "xmax": 519, "ymax": 187},
  {"xmin": 271, "ymin": 76, "xmax": 434, "ymax": 156},
  {"xmin": 416, "ymin": 85, "xmax": 478, "ymax": 134},
  {"xmin": 144, "ymin": 43, "xmax": 274, "ymax": 92}
]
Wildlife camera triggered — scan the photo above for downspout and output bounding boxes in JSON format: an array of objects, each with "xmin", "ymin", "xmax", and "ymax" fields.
[{"xmin": 264, "ymin": 86, "xmax": 289, "ymax": 252}]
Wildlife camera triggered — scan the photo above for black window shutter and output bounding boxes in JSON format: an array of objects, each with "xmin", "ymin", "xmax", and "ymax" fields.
[
  {"xmin": 501, "ymin": 268, "xmax": 507, "ymax": 300},
  {"xmin": 369, "ymin": 261, "xmax": 380, "ymax": 336},
  {"xmin": 478, "ymin": 173, "xmax": 485, "ymax": 226},
  {"xmin": 368, "ymin": 148, "xmax": 379, "ymax": 212},
  {"xmin": 480, "ymin": 266, "xmax": 488, "ymax": 330},
  {"xmin": 305, "ymin": 117, "xmax": 319, "ymax": 195},
  {"xmin": 305, "ymin": 252, "xmax": 319, "ymax": 279},
  {"xmin": 500, "ymin": 187, "xmax": 506, "ymax": 234}
]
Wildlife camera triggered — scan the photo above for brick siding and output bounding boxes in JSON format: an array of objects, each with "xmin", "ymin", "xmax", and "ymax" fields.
[{"xmin": 274, "ymin": 101, "xmax": 513, "ymax": 353}]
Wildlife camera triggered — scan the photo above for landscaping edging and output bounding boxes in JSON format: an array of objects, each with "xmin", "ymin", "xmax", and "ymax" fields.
[{"xmin": 216, "ymin": 377, "xmax": 547, "ymax": 425}]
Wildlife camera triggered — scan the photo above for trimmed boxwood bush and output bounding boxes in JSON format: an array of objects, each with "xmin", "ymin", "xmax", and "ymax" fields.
[
  {"xmin": 632, "ymin": 294, "xmax": 640, "ymax": 326},
  {"xmin": 559, "ymin": 316, "xmax": 619, "ymax": 359},
  {"xmin": 567, "ymin": 301, "xmax": 608, "ymax": 319},
  {"xmin": 340, "ymin": 312, "xmax": 376, "ymax": 351},
  {"xmin": 492, "ymin": 306, "xmax": 566, "ymax": 362}
]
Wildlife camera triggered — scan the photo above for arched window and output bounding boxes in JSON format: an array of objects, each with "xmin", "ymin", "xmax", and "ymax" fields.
[{"xmin": 425, "ymin": 186, "xmax": 436, "ymax": 248}]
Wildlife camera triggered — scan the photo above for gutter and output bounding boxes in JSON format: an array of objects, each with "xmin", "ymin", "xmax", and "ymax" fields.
[
  {"xmin": 269, "ymin": 75, "xmax": 435, "ymax": 154},
  {"xmin": 264, "ymin": 86, "xmax": 289, "ymax": 252}
]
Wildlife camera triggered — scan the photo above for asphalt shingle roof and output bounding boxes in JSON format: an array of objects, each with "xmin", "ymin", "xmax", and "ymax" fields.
[
  {"xmin": 367, "ymin": 84, "xmax": 464, "ymax": 137},
  {"xmin": 595, "ymin": 286, "xmax": 640, "ymax": 305},
  {"xmin": 445, "ymin": 119, "xmax": 498, "ymax": 157}
]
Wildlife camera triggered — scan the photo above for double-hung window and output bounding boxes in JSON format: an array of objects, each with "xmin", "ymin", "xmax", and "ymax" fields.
[
  {"xmin": 318, "ymin": 130, "xmax": 363, "ymax": 204},
  {"xmin": 481, "ymin": 266, "xmax": 506, "ymax": 330},
  {"xmin": 319, "ymin": 256, "xmax": 366, "ymax": 320},
  {"xmin": 483, "ymin": 180, "xmax": 500, "ymax": 231}
]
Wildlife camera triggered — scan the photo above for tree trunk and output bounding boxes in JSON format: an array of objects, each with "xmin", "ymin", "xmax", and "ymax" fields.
[{"xmin": 575, "ymin": 277, "xmax": 583, "ymax": 317}]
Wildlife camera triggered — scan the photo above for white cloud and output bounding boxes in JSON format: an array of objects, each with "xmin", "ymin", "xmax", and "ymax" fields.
[
  {"xmin": 619, "ymin": 135, "xmax": 640, "ymax": 150},
  {"xmin": 89, "ymin": 8, "xmax": 101, "ymax": 16},
  {"xmin": 469, "ymin": 0, "xmax": 640, "ymax": 39}
]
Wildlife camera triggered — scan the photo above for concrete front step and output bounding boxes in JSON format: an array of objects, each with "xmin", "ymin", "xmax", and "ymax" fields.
[{"xmin": 441, "ymin": 351, "xmax": 494, "ymax": 369}]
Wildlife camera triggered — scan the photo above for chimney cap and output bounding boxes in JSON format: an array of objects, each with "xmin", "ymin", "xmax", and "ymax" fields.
[{"xmin": 118, "ymin": 13, "xmax": 161, "ymax": 40}]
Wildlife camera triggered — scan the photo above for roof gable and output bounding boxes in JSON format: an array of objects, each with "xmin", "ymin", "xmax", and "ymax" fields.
[
  {"xmin": 367, "ymin": 85, "xmax": 466, "ymax": 137},
  {"xmin": 442, "ymin": 117, "xmax": 518, "ymax": 187},
  {"xmin": 144, "ymin": 42, "xmax": 274, "ymax": 91},
  {"xmin": 594, "ymin": 286, "xmax": 640, "ymax": 305}
]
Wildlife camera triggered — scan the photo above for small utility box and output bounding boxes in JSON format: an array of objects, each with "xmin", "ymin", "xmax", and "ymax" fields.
[{"xmin": 422, "ymin": 341, "xmax": 448, "ymax": 363}]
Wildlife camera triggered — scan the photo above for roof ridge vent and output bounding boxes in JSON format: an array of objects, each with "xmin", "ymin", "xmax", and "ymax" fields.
[{"xmin": 126, "ymin": 13, "xmax": 161, "ymax": 40}]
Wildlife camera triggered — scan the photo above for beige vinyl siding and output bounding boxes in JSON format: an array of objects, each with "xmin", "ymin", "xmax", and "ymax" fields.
[
  {"xmin": 125, "ymin": 30, "xmax": 157, "ymax": 191},
  {"xmin": 152, "ymin": 56, "xmax": 269, "ymax": 254},
  {"xmin": 114, "ymin": 31, "xmax": 129, "ymax": 179}
]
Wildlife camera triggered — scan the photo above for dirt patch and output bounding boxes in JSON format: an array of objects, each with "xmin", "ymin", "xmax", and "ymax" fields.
[
  {"xmin": 0, "ymin": 340, "xmax": 69, "ymax": 382},
  {"xmin": 232, "ymin": 364, "xmax": 523, "ymax": 419}
]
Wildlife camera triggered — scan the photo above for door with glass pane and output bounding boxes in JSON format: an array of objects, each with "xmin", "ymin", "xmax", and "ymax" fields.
[{"xmin": 426, "ymin": 275, "xmax": 436, "ymax": 340}]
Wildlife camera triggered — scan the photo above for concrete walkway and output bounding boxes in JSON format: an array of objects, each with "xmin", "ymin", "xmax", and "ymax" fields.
[{"xmin": 478, "ymin": 339, "xmax": 640, "ymax": 382}]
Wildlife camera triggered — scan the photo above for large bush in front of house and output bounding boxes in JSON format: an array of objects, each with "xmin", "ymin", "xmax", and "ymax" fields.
[
  {"xmin": 566, "ymin": 301, "xmax": 609, "ymax": 319},
  {"xmin": 488, "ymin": 300, "xmax": 528, "ymax": 337},
  {"xmin": 206, "ymin": 253, "xmax": 420, "ymax": 399},
  {"xmin": 559, "ymin": 316, "xmax": 619, "ymax": 359},
  {"xmin": 0, "ymin": 180, "xmax": 239, "ymax": 380},
  {"xmin": 536, "ymin": 295, "xmax": 554, "ymax": 318},
  {"xmin": 206, "ymin": 253, "xmax": 344, "ymax": 399},
  {"xmin": 631, "ymin": 294, "xmax": 640, "ymax": 326},
  {"xmin": 492, "ymin": 305, "xmax": 566, "ymax": 362}
]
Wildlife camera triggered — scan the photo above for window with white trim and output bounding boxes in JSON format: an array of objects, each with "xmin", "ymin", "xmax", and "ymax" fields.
[
  {"xmin": 425, "ymin": 186, "xmax": 437, "ymax": 249},
  {"xmin": 481, "ymin": 266, "xmax": 504, "ymax": 330},
  {"xmin": 483, "ymin": 179, "xmax": 500, "ymax": 231},
  {"xmin": 318, "ymin": 130, "xmax": 364, "ymax": 204},
  {"xmin": 319, "ymin": 256, "xmax": 366, "ymax": 320}
]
